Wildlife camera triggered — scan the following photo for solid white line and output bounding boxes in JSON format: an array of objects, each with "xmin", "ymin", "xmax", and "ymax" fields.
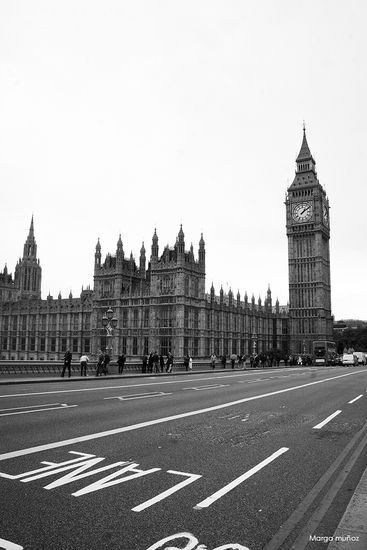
[
  {"xmin": 0, "ymin": 405, "xmax": 77, "ymax": 417},
  {"xmin": 0, "ymin": 367, "xmax": 334, "ymax": 398},
  {"xmin": 0, "ymin": 403, "xmax": 61, "ymax": 412},
  {"xmin": 0, "ymin": 371, "xmax": 363, "ymax": 462},
  {"xmin": 313, "ymin": 410, "xmax": 342, "ymax": 430},
  {"xmin": 194, "ymin": 447, "xmax": 289, "ymax": 509},
  {"xmin": 348, "ymin": 394, "xmax": 363, "ymax": 404},
  {"xmin": 0, "ymin": 537, "xmax": 23, "ymax": 550}
]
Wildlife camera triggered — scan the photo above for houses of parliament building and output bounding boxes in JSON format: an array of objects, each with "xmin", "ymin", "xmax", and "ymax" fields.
[{"xmin": 0, "ymin": 129, "xmax": 333, "ymax": 361}]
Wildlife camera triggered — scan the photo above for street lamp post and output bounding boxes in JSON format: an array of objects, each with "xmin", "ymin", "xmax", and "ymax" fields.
[{"xmin": 102, "ymin": 307, "xmax": 118, "ymax": 358}]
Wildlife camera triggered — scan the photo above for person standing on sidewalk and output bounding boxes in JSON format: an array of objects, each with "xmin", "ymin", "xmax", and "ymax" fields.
[
  {"xmin": 103, "ymin": 352, "xmax": 110, "ymax": 375},
  {"xmin": 61, "ymin": 349, "xmax": 72, "ymax": 378},
  {"xmin": 210, "ymin": 353, "xmax": 216, "ymax": 369},
  {"xmin": 117, "ymin": 353, "xmax": 126, "ymax": 374},
  {"xmin": 95, "ymin": 350, "xmax": 104, "ymax": 377},
  {"xmin": 80, "ymin": 354, "xmax": 89, "ymax": 376}
]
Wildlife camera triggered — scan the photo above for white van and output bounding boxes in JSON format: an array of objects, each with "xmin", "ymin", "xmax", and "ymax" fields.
[
  {"xmin": 354, "ymin": 352, "xmax": 366, "ymax": 365},
  {"xmin": 342, "ymin": 353, "xmax": 358, "ymax": 366}
]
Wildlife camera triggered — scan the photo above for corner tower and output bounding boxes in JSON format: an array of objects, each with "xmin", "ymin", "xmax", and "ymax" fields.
[
  {"xmin": 285, "ymin": 127, "xmax": 332, "ymax": 354},
  {"xmin": 14, "ymin": 216, "xmax": 42, "ymax": 299}
]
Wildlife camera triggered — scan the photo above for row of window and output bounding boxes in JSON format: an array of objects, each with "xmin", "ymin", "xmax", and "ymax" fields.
[
  {"xmin": 1, "ymin": 314, "xmax": 91, "ymax": 331},
  {"xmin": 1, "ymin": 337, "xmax": 90, "ymax": 353}
]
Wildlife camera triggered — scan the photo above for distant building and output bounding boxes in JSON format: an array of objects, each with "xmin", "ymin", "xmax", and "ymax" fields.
[
  {"xmin": 0, "ymin": 128, "xmax": 335, "ymax": 362},
  {"xmin": 0, "ymin": 221, "xmax": 288, "ymax": 361}
]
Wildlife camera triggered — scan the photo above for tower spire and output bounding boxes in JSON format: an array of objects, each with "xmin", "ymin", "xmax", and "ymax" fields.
[{"xmin": 295, "ymin": 125, "xmax": 316, "ymax": 174}]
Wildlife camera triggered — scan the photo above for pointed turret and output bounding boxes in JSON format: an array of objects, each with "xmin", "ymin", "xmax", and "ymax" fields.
[
  {"xmin": 198, "ymin": 233, "xmax": 205, "ymax": 267},
  {"xmin": 177, "ymin": 224, "xmax": 185, "ymax": 255},
  {"xmin": 18, "ymin": 216, "xmax": 42, "ymax": 299},
  {"xmin": 220, "ymin": 285, "xmax": 224, "ymax": 304},
  {"xmin": 237, "ymin": 290, "xmax": 241, "ymax": 306},
  {"xmin": 95, "ymin": 238, "xmax": 101, "ymax": 269},
  {"xmin": 296, "ymin": 124, "xmax": 316, "ymax": 174},
  {"xmin": 140, "ymin": 242, "xmax": 146, "ymax": 275},
  {"xmin": 210, "ymin": 282, "xmax": 215, "ymax": 302},
  {"xmin": 116, "ymin": 234, "xmax": 124, "ymax": 258},
  {"xmin": 189, "ymin": 243, "xmax": 194, "ymax": 261},
  {"xmin": 151, "ymin": 228, "xmax": 159, "ymax": 262},
  {"xmin": 23, "ymin": 216, "xmax": 37, "ymax": 258}
]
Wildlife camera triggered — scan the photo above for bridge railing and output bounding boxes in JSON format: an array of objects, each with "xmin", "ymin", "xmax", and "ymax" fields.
[{"xmin": 0, "ymin": 359, "xmax": 217, "ymax": 377}]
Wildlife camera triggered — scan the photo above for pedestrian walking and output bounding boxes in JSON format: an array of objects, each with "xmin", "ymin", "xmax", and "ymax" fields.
[
  {"xmin": 153, "ymin": 351, "xmax": 160, "ymax": 373},
  {"xmin": 117, "ymin": 353, "xmax": 126, "ymax": 374},
  {"xmin": 159, "ymin": 354, "xmax": 165, "ymax": 373},
  {"xmin": 183, "ymin": 354, "xmax": 189, "ymax": 371},
  {"xmin": 221, "ymin": 355, "xmax": 227, "ymax": 369},
  {"xmin": 61, "ymin": 349, "xmax": 72, "ymax": 378},
  {"xmin": 230, "ymin": 353, "xmax": 237, "ymax": 369},
  {"xmin": 95, "ymin": 350, "xmax": 104, "ymax": 376},
  {"xmin": 142, "ymin": 355, "xmax": 148, "ymax": 373},
  {"xmin": 103, "ymin": 352, "xmax": 110, "ymax": 375},
  {"xmin": 80, "ymin": 354, "xmax": 89, "ymax": 376},
  {"xmin": 148, "ymin": 352, "xmax": 154, "ymax": 373},
  {"xmin": 188, "ymin": 356, "xmax": 193, "ymax": 370},
  {"xmin": 166, "ymin": 352, "xmax": 174, "ymax": 373},
  {"xmin": 210, "ymin": 353, "xmax": 216, "ymax": 369}
]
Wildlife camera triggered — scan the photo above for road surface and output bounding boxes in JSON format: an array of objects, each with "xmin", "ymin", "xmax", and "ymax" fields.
[{"xmin": 1, "ymin": 366, "xmax": 366, "ymax": 550}]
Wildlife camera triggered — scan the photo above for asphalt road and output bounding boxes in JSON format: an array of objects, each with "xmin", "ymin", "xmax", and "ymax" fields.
[{"xmin": 1, "ymin": 366, "xmax": 367, "ymax": 550}]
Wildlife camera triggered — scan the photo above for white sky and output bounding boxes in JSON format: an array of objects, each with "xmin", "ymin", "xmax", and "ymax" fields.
[{"xmin": 1, "ymin": 1, "xmax": 366, "ymax": 320}]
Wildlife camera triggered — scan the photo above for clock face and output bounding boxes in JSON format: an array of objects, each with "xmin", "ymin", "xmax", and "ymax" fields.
[
  {"xmin": 323, "ymin": 204, "xmax": 329, "ymax": 226},
  {"xmin": 292, "ymin": 201, "xmax": 313, "ymax": 223}
]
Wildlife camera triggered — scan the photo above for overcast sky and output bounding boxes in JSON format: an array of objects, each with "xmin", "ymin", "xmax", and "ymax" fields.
[{"xmin": 1, "ymin": 1, "xmax": 366, "ymax": 320}]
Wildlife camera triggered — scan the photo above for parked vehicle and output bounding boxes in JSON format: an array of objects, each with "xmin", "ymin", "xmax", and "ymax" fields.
[
  {"xmin": 342, "ymin": 353, "xmax": 358, "ymax": 366},
  {"xmin": 354, "ymin": 352, "xmax": 366, "ymax": 365}
]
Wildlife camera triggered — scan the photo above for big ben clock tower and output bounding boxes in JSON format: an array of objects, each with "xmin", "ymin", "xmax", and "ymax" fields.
[{"xmin": 286, "ymin": 127, "xmax": 333, "ymax": 354}]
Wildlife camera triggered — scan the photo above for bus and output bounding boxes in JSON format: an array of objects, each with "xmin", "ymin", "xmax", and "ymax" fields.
[{"xmin": 312, "ymin": 340, "xmax": 337, "ymax": 366}]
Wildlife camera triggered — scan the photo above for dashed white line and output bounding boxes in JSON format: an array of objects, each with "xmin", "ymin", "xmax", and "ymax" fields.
[
  {"xmin": 182, "ymin": 384, "xmax": 230, "ymax": 391},
  {"xmin": 313, "ymin": 410, "xmax": 342, "ymax": 430},
  {"xmin": 348, "ymin": 394, "xmax": 363, "ymax": 404},
  {"xmin": 194, "ymin": 447, "xmax": 289, "ymax": 509},
  {"xmin": 104, "ymin": 392, "xmax": 171, "ymax": 401}
]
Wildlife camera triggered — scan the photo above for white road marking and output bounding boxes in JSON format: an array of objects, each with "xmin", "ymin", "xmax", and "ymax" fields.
[
  {"xmin": 194, "ymin": 447, "xmax": 289, "ymax": 509},
  {"xmin": 182, "ymin": 384, "xmax": 230, "ymax": 391},
  {"xmin": 0, "ymin": 403, "xmax": 61, "ymax": 412},
  {"xmin": 0, "ymin": 371, "xmax": 363, "ymax": 462},
  {"xmin": 313, "ymin": 410, "xmax": 342, "ymax": 430},
  {"xmin": 0, "ymin": 367, "xmax": 327, "ymax": 398},
  {"xmin": 0, "ymin": 538, "xmax": 23, "ymax": 550},
  {"xmin": 104, "ymin": 392, "xmax": 171, "ymax": 401},
  {"xmin": 348, "ymin": 394, "xmax": 363, "ymax": 404},
  {"xmin": 132, "ymin": 470, "xmax": 202, "ymax": 512},
  {"xmin": 0, "ymin": 404, "xmax": 77, "ymax": 417},
  {"xmin": 247, "ymin": 379, "xmax": 269, "ymax": 384}
]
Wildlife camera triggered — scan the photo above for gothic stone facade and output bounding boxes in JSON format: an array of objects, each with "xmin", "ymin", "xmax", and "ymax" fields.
[
  {"xmin": 286, "ymin": 128, "xmax": 333, "ymax": 354},
  {"xmin": 0, "ymin": 223, "xmax": 288, "ymax": 361}
]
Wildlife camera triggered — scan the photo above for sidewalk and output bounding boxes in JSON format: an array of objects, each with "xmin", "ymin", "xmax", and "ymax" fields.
[
  {"xmin": 0, "ymin": 365, "xmax": 292, "ymax": 385},
  {"xmin": 328, "ymin": 467, "xmax": 367, "ymax": 549}
]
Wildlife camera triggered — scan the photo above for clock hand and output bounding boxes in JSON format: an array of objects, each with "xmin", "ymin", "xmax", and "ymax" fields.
[{"xmin": 300, "ymin": 206, "xmax": 310, "ymax": 215}]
